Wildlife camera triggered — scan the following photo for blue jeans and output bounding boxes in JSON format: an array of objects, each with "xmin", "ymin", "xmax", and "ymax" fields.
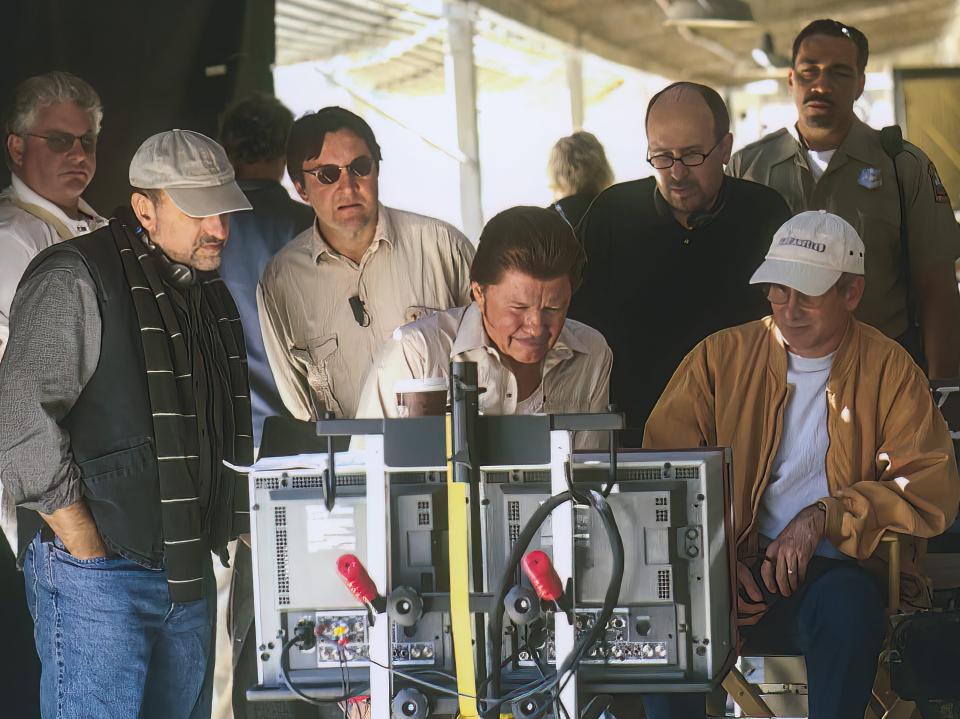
[
  {"xmin": 640, "ymin": 562, "xmax": 885, "ymax": 719},
  {"xmin": 23, "ymin": 534, "xmax": 215, "ymax": 719}
]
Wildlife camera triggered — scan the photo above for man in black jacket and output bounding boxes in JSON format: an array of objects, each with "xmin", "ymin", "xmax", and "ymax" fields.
[
  {"xmin": 0, "ymin": 129, "xmax": 252, "ymax": 719},
  {"xmin": 569, "ymin": 82, "xmax": 792, "ymax": 448}
]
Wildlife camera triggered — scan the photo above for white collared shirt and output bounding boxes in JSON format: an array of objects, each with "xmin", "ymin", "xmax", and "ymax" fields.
[
  {"xmin": 0, "ymin": 175, "xmax": 106, "ymax": 359},
  {"xmin": 355, "ymin": 302, "xmax": 613, "ymax": 448}
]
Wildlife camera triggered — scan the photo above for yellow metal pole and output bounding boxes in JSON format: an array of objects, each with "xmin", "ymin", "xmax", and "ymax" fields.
[{"xmin": 446, "ymin": 411, "xmax": 479, "ymax": 717}]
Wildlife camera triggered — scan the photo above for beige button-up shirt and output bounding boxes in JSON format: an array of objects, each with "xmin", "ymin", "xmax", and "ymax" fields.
[
  {"xmin": 356, "ymin": 302, "xmax": 613, "ymax": 448},
  {"xmin": 258, "ymin": 203, "xmax": 475, "ymax": 421}
]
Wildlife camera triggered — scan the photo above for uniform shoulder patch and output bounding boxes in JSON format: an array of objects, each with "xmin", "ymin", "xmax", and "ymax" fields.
[{"xmin": 929, "ymin": 162, "xmax": 949, "ymax": 203}]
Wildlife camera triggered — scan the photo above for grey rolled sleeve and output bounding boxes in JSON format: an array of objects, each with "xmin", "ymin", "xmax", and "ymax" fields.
[{"xmin": 0, "ymin": 254, "xmax": 101, "ymax": 513}]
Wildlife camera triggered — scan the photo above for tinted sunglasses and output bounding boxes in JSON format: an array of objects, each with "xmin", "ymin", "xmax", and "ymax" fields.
[
  {"xmin": 762, "ymin": 283, "xmax": 835, "ymax": 309},
  {"xmin": 24, "ymin": 131, "xmax": 97, "ymax": 154},
  {"xmin": 302, "ymin": 156, "xmax": 374, "ymax": 185}
]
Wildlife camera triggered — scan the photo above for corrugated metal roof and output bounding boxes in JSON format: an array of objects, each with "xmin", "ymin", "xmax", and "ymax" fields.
[
  {"xmin": 276, "ymin": 0, "xmax": 576, "ymax": 94},
  {"xmin": 275, "ymin": 0, "xmax": 960, "ymax": 88}
]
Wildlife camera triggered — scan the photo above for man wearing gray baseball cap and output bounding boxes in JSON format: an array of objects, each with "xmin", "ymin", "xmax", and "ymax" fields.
[
  {"xmin": 0, "ymin": 129, "xmax": 253, "ymax": 718},
  {"xmin": 641, "ymin": 210, "xmax": 959, "ymax": 719}
]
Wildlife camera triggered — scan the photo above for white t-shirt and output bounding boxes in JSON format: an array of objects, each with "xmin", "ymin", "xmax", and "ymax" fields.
[
  {"xmin": 805, "ymin": 148, "xmax": 836, "ymax": 181},
  {"xmin": 515, "ymin": 383, "xmax": 545, "ymax": 414},
  {"xmin": 756, "ymin": 349, "xmax": 845, "ymax": 559}
]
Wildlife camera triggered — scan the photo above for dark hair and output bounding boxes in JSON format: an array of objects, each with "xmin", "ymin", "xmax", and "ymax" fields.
[
  {"xmin": 286, "ymin": 106, "xmax": 382, "ymax": 187},
  {"xmin": 471, "ymin": 206, "xmax": 586, "ymax": 292},
  {"xmin": 792, "ymin": 19, "xmax": 869, "ymax": 74},
  {"xmin": 220, "ymin": 94, "xmax": 294, "ymax": 166},
  {"xmin": 130, "ymin": 187, "xmax": 163, "ymax": 206},
  {"xmin": 548, "ymin": 131, "xmax": 614, "ymax": 197},
  {"xmin": 645, "ymin": 82, "xmax": 730, "ymax": 142}
]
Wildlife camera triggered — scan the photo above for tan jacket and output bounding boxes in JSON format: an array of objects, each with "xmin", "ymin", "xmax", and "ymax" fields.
[{"xmin": 644, "ymin": 316, "xmax": 960, "ymax": 605}]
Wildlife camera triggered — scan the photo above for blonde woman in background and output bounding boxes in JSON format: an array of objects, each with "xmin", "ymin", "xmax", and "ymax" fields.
[{"xmin": 547, "ymin": 130, "xmax": 613, "ymax": 230}]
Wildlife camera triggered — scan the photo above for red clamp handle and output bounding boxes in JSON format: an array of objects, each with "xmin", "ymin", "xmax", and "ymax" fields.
[
  {"xmin": 337, "ymin": 554, "xmax": 378, "ymax": 604},
  {"xmin": 522, "ymin": 550, "xmax": 564, "ymax": 601}
]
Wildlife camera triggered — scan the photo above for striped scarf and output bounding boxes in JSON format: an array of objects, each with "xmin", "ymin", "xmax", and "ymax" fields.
[{"xmin": 111, "ymin": 211, "xmax": 252, "ymax": 602}]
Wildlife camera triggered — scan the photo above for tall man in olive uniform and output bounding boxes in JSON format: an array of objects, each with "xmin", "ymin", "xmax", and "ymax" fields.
[{"xmin": 729, "ymin": 18, "xmax": 960, "ymax": 378}]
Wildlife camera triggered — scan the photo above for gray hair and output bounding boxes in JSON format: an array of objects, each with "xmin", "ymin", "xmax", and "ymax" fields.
[
  {"xmin": 548, "ymin": 131, "xmax": 613, "ymax": 198},
  {"xmin": 5, "ymin": 71, "xmax": 103, "ymax": 137}
]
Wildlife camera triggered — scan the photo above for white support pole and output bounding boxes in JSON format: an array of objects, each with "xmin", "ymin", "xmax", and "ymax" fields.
[
  {"xmin": 550, "ymin": 430, "xmax": 578, "ymax": 719},
  {"xmin": 444, "ymin": 1, "xmax": 483, "ymax": 243},
  {"xmin": 365, "ymin": 435, "xmax": 391, "ymax": 719},
  {"xmin": 565, "ymin": 49, "xmax": 584, "ymax": 132}
]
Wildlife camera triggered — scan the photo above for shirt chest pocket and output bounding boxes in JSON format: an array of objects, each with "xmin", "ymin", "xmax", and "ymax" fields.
[{"xmin": 290, "ymin": 335, "xmax": 343, "ymax": 418}]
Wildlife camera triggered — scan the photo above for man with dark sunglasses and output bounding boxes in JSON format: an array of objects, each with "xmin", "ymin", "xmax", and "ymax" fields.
[
  {"xmin": 729, "ymin": 19, "xmax": 960, "ymax": 380},
  {"xmin": 568, "ymin": 82, "xmax": 790, "ymax": 446},
  {"xmin": 258, "ymin": 106, "xmax": 475, "ymax": 422}
]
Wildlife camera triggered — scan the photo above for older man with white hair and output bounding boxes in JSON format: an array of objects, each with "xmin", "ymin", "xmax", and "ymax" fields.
[
  {"xmin": 0, "ymin": 129, "xmax": 253, "ymax": 718},
  {"xmin": 0, "ymin": 72, "xmax": 106, "ymax": 564},
  {"xmin": 1, "ymin": 71, "xmax": 106, "ymax": 359},
  {"xmin": 642, "ymin": 211, "xmax": 960, "ymax": 719}
]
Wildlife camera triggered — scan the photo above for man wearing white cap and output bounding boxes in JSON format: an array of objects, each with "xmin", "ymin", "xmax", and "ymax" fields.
[
  {"xmin": 0, "ymin": 129, "xmax": 253, "ymax": 718},
  {"xmin": 642, "ymin": 210, "xmax": 960, "ymax": 719}
]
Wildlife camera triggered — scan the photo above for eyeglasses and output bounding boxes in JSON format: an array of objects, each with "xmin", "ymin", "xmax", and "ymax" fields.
[
  {"xmin": 647, "ymin": 137, "xmax": 724, "ymax": 170},
  {"xmin": 24, "ymin": 131, "xmax": 97, "ymax": 154},
  {"xmin": 763, "ymin": 283, "xmax": 834, "ymax": 308},
  {"xmin": 303, "ymin": 156, "xmax": 374, "ymax": 185}
]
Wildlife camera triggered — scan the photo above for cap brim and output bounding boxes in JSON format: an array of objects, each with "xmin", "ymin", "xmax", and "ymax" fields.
[
  {"xmin": 165, "ymin": 181, "xmax": 252, "ymax": 218},
  {"xmin": 749, "ymin": 258, "xmax": 841, "ymax": 297}
]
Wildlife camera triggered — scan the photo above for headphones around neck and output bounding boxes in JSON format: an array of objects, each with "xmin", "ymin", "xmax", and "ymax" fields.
[{"xmin": 133, "ymin": 225, "xmax": 198, "ymax": 289}]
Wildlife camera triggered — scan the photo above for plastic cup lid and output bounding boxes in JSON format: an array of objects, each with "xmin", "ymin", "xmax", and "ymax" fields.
[{"xmin": 394, "ymin": 377, "xmax": 448, "ymax": 394}]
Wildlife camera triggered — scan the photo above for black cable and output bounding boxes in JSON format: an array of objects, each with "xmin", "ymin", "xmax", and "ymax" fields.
[
  {"xmin": 484, "ymin": 483, "xmax": 624, "ymax": 718},
  {"xmin": 356, "ymin": 653, "xmax": 484, "ymax": 703},
  {"xmin": 283, "ymin": 637, "xmax": 487, "ymax": 708},
  {"xmin": 476, "ymin": 643, "xmax": 534, "ymax": 698},
  {"xmin": 530, "ymin": 643, "xmax": 548, "ymax": 679},
  {"xmin": 505, "ymin": 489, "xmax": 623, "ymax": 718},
  {"xmin": 486, "ymin": 491, "xmax": 574, "ymax": 713},
  {"xmin": 282, "ymin": 477, "xmax": 623, "ymax": 715},
  {"xmin": 559, "ymin": 468, "xmax": 624, "ymax": 673},
  {"xmin": 339, "ymin": 648, "xmax": 349, "ymax": 719},
  {"xmin": 280, "ymin": 638, "xmax": 369, "ymax": 705}
]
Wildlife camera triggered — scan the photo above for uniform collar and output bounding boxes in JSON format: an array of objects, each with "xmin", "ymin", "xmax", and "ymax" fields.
[
  {"xmin": 449, "ymin": 302, "xmax": 588, "ymax": 361},
  {"xmin": 10, "ymin": 174, "xmax": 102, "ymax": 231},
  {"xmin": 311, "ymin": 201, "xmax": 392, "ymax": 262},
  {"xmin": 790, "ymin": 118, "xmax": 873, "ymax": 166},
  {"xmin": 831, "ymin": 117, "xmax": 874, "ymax": 165},
  {"xmin": 760, "ymin": 127, "xmax": 801, "ymax": 166}
]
